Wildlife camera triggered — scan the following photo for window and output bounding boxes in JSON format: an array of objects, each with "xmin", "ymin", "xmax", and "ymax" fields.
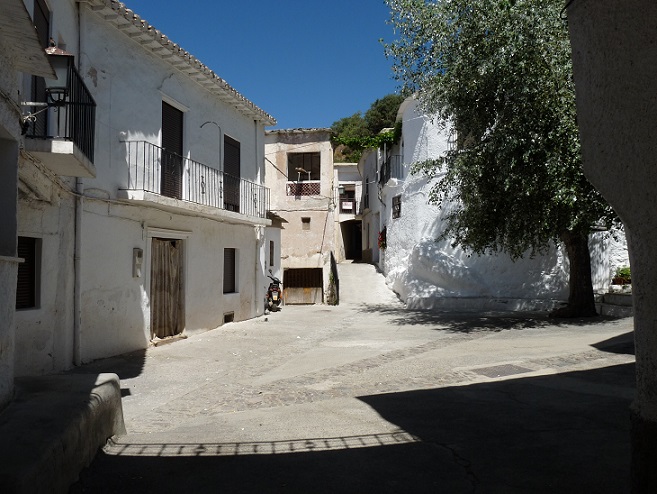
[
  {"xmin": 269, "ymin": 241, "xmax": 275, "ymax": 267},
  {"xmin": 224, "ymin": 135, "xmax": 241, "ymax": 212},
  {"xmin": 301, "ymin": 217, "xmax": 311, "ymax": 231},
  {"xmin": 223, "ymin": 248, "xmax": 237, "ymax": 294},
  {"xmin": 161, "ymin": 101, "xmax": 184, "ymax": 199},
  {"xmin": 16, "ymin": 236, "xmax": 40, "ymax": 310},
  {"xmin": 392, "ymin": 195, "xmax": 402, "ymax": 219},
  {"xmin": 288, "ymin": 153, "xmax": 321, "ymax": 181},
  {"xmin": 364, "ymin": 177, "xmax": 370, "ymax": 209}
]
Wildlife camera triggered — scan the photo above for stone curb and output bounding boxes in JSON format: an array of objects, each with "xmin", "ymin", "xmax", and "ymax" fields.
[{"xmin": 0, "ymin": 373, "xmax": 125, "ymax": 493}]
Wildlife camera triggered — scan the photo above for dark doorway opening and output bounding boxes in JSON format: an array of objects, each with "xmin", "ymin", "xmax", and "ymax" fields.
[{"xmin": 340, "ymin": 220, "xmax": 362, "ymax": 261}]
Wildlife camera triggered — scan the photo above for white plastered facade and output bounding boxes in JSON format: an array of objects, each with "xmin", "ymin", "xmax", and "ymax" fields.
[
  {"xmin": 360, "ymin": 96, "xmax": 629, "ymax": 311},
  {"xmin": 15, "ymin": 0, "xmax": 275, "ymax": 374}
]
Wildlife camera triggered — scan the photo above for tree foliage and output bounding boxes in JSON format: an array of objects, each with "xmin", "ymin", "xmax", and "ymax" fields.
[
  {"xmin": 331, "ymin": 112, "xmax": 370, "ymax": 140},
  {"xmin": 384, "ymin": 0, "xmax": 619, "ymax": 315},
  {"xmin": 331, "ymin": 94, "xmax": 404, "ymax": 162},
  {"xmin": 364, "ymin": 94, "xmax": 406, "ymax": 134}
]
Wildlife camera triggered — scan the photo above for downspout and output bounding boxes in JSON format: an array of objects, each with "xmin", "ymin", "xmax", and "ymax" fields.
[
  {"xmin": 73, "ymin": 3, "xmax": 83, "ymax": 366},
  {"xmin": 254, "ymin": 120, "xmax": 263, "ymax": 316},
  {"xmin": 73, "ymin": 179, "xmax": 83, "ymax": 366}
]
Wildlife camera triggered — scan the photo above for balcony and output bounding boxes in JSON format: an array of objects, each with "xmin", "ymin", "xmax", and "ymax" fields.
[
  {"xmin": 119, "ymin": 141, "xmax": 269, "ymax": 220},
  {"xmin": 286, "ymin": 181, "xmax": 320, "ymax": 197},
  {"xmin": 379, "ymin": 155, "xmax": 404, "ymax": 186},
  {"xmin": 23, "ymin": 55, "xmax": 96, "ymax": 178}
]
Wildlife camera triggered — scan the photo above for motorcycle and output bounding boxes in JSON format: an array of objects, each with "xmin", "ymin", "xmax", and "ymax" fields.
[{"xmin": 265, "ymin": 271, "xmax": 282, "ymax": 312}]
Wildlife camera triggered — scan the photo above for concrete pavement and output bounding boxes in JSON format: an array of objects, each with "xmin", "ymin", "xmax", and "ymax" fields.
[{"xmin": 68, "ymin": 263, "xmax": 636, "ymax": 493}]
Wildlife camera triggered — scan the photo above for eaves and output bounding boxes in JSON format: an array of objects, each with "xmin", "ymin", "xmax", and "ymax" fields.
[{"xmin": 79, "ymin": 0, "xmax": 276, "ymax": 126}]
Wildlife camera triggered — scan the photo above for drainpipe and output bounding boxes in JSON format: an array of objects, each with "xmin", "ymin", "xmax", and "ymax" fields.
[
  {"xmin": 73, "ymin": 3, "xmax": 83, "ymax": 366},
  {"xmin": 73, "ymin": 178, "xmax": 83, "ymax": 366}
]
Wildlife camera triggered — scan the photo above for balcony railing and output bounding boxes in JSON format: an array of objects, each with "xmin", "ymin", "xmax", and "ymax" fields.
[
  {"xmin": 286, "ymin": 181, "xmax": 321, "ymax": 196},
  {"xmin": 122, "ymin": 141, "xmax": 269, "ymax": 219},
  {"xmin": 379, "ymin": 155, "xmax": 404, "ymax": 186},
  {"xmin": 24, "ymin": 64, "xmax": 96, "ymax": 164}
]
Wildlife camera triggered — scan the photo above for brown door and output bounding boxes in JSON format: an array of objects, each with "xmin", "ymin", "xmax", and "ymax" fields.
[
  {"xmin": 224, "ymin": 135, "xmax": 240, "ymax": 212},
  {"xmin": 150, "ymin": 238, "xmax": 183, "ymax": 338},
  {"xmin": 161, "ymin": 102, "xmax": 183, "ymax": 199}
]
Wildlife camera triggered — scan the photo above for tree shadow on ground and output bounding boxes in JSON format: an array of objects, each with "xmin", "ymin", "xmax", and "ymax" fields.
[
  {"xmin": 71, "ymin": 364, "xmax": 634, "ymax": 494},
  {"xmin": 592, "ymin": 331, "xmax": 635, "ymax": 355},
  {"xmin": 356, "ymin": 303, "xmax": 631, "ymax": 333}
]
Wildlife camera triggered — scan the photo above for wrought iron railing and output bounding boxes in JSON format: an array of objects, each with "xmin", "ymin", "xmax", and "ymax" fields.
[
  {"xmin": 286, "ymin": 181, "xmax": 321, "ymax": 196},
  {"xmin": 379, "ymin": 155, "xmax": 404, "ymax": 186},
  {"xmin": 123, "ymin": 141, "xmax": 270, "ymax": 219},
  {"xmin": 24, "ymin": 64, "xmax": 96, "ymax": 163}
]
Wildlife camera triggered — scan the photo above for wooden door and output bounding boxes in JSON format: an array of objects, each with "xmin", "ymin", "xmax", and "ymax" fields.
[{"xmin": 150, "ymin": 238, "xmax": 183, "ymax": 338}]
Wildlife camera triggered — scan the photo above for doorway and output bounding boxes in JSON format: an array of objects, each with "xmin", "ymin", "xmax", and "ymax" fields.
[
  {"xmin": 150, "ymin": 237, "xmax": 184, "ymax": 338},
  {"xmin": 340, "ymin": 220, "xmax": 363, "ymax": 261}
]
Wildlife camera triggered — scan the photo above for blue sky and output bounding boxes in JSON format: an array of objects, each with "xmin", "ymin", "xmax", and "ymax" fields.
[{"xmin": 129, "ymin": 0, "xmax": 400, "ymax": 130}]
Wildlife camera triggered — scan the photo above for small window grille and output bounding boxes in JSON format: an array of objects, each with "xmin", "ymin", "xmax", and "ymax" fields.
[{"xmin": 392, "ymin": 195, "xmax": 402, "ymax": 219}]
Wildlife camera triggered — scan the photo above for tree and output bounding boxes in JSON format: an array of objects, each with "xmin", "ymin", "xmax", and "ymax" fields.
[
  {"xmin": 331, "ymin": 95, "xmax": 404, "ymax": 163},
  {"xmin": 384, "ymin": 0, "xmax": 619, "ymax": 317},
  {"xmin": 331, "ymin": 112, "xmax": 370, "ymax": 140},
  {"xmin": 364, "ymin": 94, "xmax": 405, "ymax": 134}
]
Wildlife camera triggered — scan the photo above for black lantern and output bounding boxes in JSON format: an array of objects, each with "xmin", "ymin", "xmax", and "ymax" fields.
[{"xmin": 44, "ymin": 45, "xmax": 73, "ymax": 106}]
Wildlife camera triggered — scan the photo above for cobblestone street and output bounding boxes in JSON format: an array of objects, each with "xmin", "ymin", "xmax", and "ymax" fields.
[{"xmin": 71, "ymin": 264, "xmax": 636, "ymax": 493}]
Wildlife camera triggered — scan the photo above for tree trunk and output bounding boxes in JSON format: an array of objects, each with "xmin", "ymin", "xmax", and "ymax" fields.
[{"xmin": 551, "ymin": 230, "xmax": 598, "ymax": 317}]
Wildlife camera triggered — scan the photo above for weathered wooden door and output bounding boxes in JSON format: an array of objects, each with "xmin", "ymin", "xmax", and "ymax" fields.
[{"xmin": 150, "ymin": 238, "xmax": 183, "ymax": 338}]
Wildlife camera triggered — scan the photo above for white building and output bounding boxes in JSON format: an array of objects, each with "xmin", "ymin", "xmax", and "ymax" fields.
[
  {"xmin": 15, "ymin": 0, "xmax": 276, "ymax": 376},
  {"xmin": 360, "ymin": 96, "xmax": 628, "ymax": 311},
  {"xmin": 0, "ymin": 0, "xmax": 57, "ymax": 408}
]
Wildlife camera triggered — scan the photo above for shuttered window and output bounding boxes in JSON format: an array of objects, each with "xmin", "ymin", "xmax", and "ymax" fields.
[
  {"xmin": 161, "ymin": 101, "xmax": 184, "ymax": 199},
  {"xmin": 16, "ymin": 237, "xmax": 39, "ymax": 310},
  {"xmin": 224, "ymin": 135, "xmax": 241, "ymax": 212},
  {"xmin": 223, "ymin": 248, "xmax": 237, "ymax": 294}
]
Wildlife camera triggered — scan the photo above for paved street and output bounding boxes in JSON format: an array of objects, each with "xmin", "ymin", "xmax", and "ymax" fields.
[{"xmin": 71, "ymin": 263, "xmax": 635, "ymax": 493}]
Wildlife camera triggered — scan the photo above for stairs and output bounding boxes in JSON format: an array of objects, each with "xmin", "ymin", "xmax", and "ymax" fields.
[
  {"xmin": 336, "ymin": 262, "xmax": 402, "ymax": 306},
  {"xmin": 598, "ymin": 292, "xmax": 633, "ymax": 317}
]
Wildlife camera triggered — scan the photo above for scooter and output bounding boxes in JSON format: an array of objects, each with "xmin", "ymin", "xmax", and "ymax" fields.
[{"xmin": 266, "ymin": 271, "xmax": 282, "ymax": 312}]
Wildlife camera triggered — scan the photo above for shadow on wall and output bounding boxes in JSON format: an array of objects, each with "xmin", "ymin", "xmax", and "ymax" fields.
[{"xmin": 70, "ymin": 364, "xmax": 633, "ymax": 493}]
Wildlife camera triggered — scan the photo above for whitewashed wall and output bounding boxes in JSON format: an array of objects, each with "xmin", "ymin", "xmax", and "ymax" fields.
[
  {"xmin": 379, "ymin": 97, "xmax": 629, "ymax": 311},
  {"xmin": 0, "ymin": 42, "xmax": 23, "ymax": 406},
  {"xmin": 15, "ymin": 0, "xmax": 271, "ymax": 370}
]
